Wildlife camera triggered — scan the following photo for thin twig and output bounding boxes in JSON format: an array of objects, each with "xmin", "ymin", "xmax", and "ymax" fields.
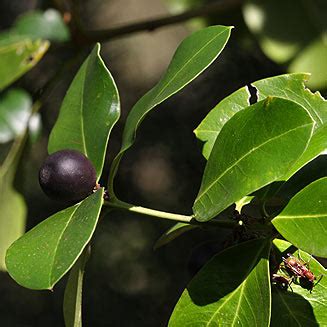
[{"xmin": 83, "ymin": 0, "xmax": 243, "ymax": 42}]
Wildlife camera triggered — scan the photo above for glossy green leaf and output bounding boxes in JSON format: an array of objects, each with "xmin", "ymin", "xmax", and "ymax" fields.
[
  {"xmin": 63, "ymin": 247, "xmax": 89, "ymax": 327},
  {"xmin": 14, "ymin": 9, "xmax": 70, "ymax": 42},
  {"xmin": 109, "ymin": 25, "xmax": 232, "ymax": 194},
  {"xmin": 5, "ymin": 189, "xmax": 103, "ymax": 290},
  {"xmin": 0, "ymin": 35, "xmax": 49, "ymax": 90},
  {"xmin": 193, "ymin": 97, "xmax": 314, "ymax": 221},
  {"xmin": 195, "ymin": 73, "xmax": 327, "ymax": 179},
  {"xmin": 272, "ymin": 177, "xmax": 327, "ymax": 257},
  {"xmin": 48, "ymin": 44, "xmax": 120, "ymax": 178},
  {"xmin": 0, "ymin": 89, "xmax": 32, "ymax": 143},
  {"xmin": 243, "ymin": 0, "xmax": 327, "ymax": 89},
  {"xmin": 169, "ymin": 238, "xmax": 271, "ymax": 326},
  {"xmin": 271, "ymin": 239, "xmax": 327, "ymax": 326},
  {"xmin": 154, "ymin": 223, "xmax": 197, "ymax": 249}
]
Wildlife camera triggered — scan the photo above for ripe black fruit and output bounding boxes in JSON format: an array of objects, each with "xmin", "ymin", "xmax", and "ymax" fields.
[{"xmin": 39, "ymin": 149, "xmax": 97, "ymax": 202}]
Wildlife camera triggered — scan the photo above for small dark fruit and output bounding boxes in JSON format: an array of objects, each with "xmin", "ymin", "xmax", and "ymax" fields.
[{"xmin": 39, "ymin": 149, "xmax": 97, "ymax": 202}]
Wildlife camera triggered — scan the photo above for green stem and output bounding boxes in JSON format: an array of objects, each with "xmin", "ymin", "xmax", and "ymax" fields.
[{"xmin": 104, "ymin": 199, "xmax": 237, "ymax": 228}]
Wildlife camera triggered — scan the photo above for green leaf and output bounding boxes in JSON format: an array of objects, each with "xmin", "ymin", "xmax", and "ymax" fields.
[
  {"xmin": 243, "ymin": 0, "xmax": 327, "ymax": 89},
  {"xmin": 0, "ymin": 35, "xmax": 49, "ymax": 90},
  {"xmin": 169, "ymin": 238, "xmax": 271, "ymax": 326},
  {"xmin": 5, "ymin": 188, "xmax": 104, "ymax": 290},
  {"xmin": 272, "ymin": 177, "xmax": 327, "ymax": 257},
  {"xmin": 0, "ymin": 170, "xmax": 26, "ymax": 271},
  {"xmin": 48, "ymin": 44, "xmax": 120, "ymax": 179},
  {"xmin": 109, "ymin": 25, "xmax": 232, "ymax": 194},
  {"xmin": 289, "ymin": 37, "xmax": 327, "ymax": 90},
  {"xmin": 235, "ymin": 196, "xmax": 255, "ymax": 213},
  {"xmin": 193, "ymin": 97, "xmax": 314, "ymax": 221},
  {"xmin": 0, "ymin": 133, "xmax": 28, "ymax": 271},
  {"xmin": 0, "ymin": 89, "xmax": 32, "ymax": 143},
  {"xmin": 271, "ymin": 239, "xmax": 327, "ymax": 326},
  {"xmin": 13, "ymin": 9, "xmax": 70, "ymax": 42},
  {"xmin": 195, "ymin": 73, "xmax": 327, "ymax": 179},
  {"xmin": 154, "ymin": 223, "xmax": 197, "ymax": 249},
  {"xmin": 63, "ymin": 247, "xmax": 90, "ymax": 327}
]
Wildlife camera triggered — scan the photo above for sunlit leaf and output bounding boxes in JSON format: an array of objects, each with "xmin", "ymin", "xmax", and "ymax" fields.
[
  {"xmin": 289, "ymin": 37, "xmax": 327, "ymax": 90},
  {"xmin": 193, "ymin": 97, "xmax": 314, "ymax": 221},
  {"xmin": 169, "ymin": 238, "xmax": 271, "ymax": 326},
  {"xmin": 6, "ymin": 189, "xmax": 103, "ymax": 290},
  {"xmin": 271, "ymin": 239, "xmax": 327, "ymax": 326},
  {"xmin": 48, "ymin": 44, "xmax": 120, "ymax": 178},
  {"xmin": 195, "ymin": 73, "xmax": 327, "ymax": 179},
  {"xmin": 272, "ymin": 177, "xmax": 327, "ymax": 257}
]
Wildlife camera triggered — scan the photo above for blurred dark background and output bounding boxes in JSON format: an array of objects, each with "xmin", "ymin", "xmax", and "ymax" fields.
[{"xmin": 0, "ymin": 0, "xmax": 325, "ymax": 326}]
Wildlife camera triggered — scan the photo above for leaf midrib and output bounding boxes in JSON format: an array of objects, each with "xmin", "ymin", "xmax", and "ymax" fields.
[
  {"xmin": 80, "ymin": 64, "xmax": 88, "ymax": 157},
  {"xmin": 151, "ymin": 28, "xmax": 228, "ymax": 109},
  {"xmin": 196, "ymin": 122, "xmax": 313, "ymax": 204},
  {"xmin": 276, "ymin": 214, "xmax": 327, "ymax": 219},
  {"xmin": 205, "ymin": 241, "xmax": 267, "ymax": 326},
  {"xmin": 48, "ymin": 205, "xmax": 80, "ymax": 287}
]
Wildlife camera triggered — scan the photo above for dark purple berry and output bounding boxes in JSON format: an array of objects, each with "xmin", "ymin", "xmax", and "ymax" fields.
[{"xmin": 39, "ymin": 149, "xmax": 96, "ymax": 202}]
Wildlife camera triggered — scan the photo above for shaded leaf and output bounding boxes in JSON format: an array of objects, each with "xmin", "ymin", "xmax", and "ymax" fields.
[
  {"xmin": 0, "ymin": 134, "xmax": 28, "ymax": 271},
  {"xmin": 63, "ymin": 246, "xmax": 90, "ymax": 327},
  {"xmin": 0, "ymin": 35, "xmax": 49, "ymax": 90},
  {"xmin": 0, "ymin": 89, "xmax": 32, "ymax": 143},
  {"xmin": 48, "ymin": 44, "xmax": 120, "ymax": 178},
  {"xmin": 271, "ymin": 239, "xmax": 327, "ymax": 326},
  {"xmin": 5, "ymin": 189, "xmax": 103, "ymax": 290},
  {"xmin": 195, "ymin": 73, "xmax": 327, "ymax": 179},
  {"xmin": 14, "ymin": 9, "xmax": 70, "ymax": 42},
  {"xmin": 0, "ymin": 169, "xmax": 26, "ymax": 271},
  {"xmin": 109, "ymin": 25, "xmax": 232, "ymax": 194},
  {"xmin": 193, "ymin": 97, "xmax": 314, "ymax": 221},
  {"xmin": 154, "ymin": 223, "xmax": 197, "ymax": 249},
  {"xmin": 169, "ymin": 238, "xmax": 271, "ymax": 326},
  {"xmin": 272, "ymin": 177, "xmax": 327, "ymax": 257}
]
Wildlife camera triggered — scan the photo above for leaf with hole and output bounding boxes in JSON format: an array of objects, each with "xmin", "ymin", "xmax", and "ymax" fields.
[
  {"xmin": 195, "ymin": 73, "xmax": 327, "ymax": 179},
  {"xmin": 48, "ymin": 44, "xmax": 120, "ymax": 179},
  {"xmin": 193, "ymin": 97, "xmax": 314, "ymax": 221},
  {"xmin": 272, "ymin": 177, "xmax": 327, "ymax": 257},
  {"xmin": 5, "ymin": 189, "xmax": 103, "ymax": 290},
  {"xmin": 169, "ymin": 238, "xmax": 271, "ymax": 326}
]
